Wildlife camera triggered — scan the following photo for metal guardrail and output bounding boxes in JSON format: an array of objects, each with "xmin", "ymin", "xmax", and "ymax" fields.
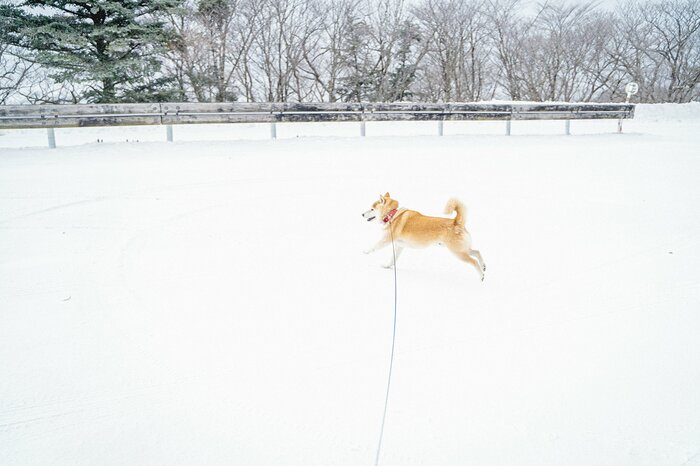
[{"xmin": 0, "ymin": 102, "xmax": 636, "ymax": 147}]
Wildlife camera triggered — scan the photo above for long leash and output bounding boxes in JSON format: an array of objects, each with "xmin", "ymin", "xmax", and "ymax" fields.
[{"xmin": 374, "ymin": 221, "xmax": 398, "ymax": 466}]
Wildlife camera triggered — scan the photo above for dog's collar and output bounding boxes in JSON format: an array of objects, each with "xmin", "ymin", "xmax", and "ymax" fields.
[{"xmin": 383, "ymin": 208, "xmax": 399, "ymax": 224}]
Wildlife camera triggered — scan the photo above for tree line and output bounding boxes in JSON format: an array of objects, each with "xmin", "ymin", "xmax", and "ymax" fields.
[{"xmin": 1, "ymin": 0, "xmax": 699, "ymax": 105}]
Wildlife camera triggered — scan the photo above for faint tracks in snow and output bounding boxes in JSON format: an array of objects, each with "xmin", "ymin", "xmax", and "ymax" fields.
[
  {"xmin": 681, "ymin": 448, "xmax": 700, "ymax": 466},
  {"xmin": 0, "ymin": 377, "xmax": 197, "ymax": 437},
  {"xmin": 0, "ymin": 196, "xmax": 110, "ymax": 224}
]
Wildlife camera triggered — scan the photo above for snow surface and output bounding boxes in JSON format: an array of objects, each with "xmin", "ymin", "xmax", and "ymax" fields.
[{"xmin": 1, "ymin": 104, "xmax": 700, "ymax": 465}]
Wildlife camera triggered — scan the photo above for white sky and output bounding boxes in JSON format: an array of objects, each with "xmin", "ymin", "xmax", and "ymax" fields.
[{"xmin": 525, "ymin": 0, "xmax": 623, "ymax": 11}]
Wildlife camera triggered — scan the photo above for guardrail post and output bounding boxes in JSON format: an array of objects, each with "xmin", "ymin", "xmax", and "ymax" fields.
[
  {"xmin": 506, "ymin": 119, "xmax": 511, "ymax": 136},
  {"xmin": 360, "ymin": 103, "xmax": 366, "ymax": 137},
  {"xmin": 166, "ymin": 124, "xmax": 173, "ymax": 142},
  {"xmin": 565, "ymin": 120, "xmax": 571, "ymax": 135},
  {"xmin": 269, "ymin": 104, "xmax": 278, "ymax": 139},
  {"xmin": 439, "ymin": 104, "xmax": 450, "ymax": 136},
  {"xmin": 47, "ymin": 128, "xmax": 56, "ymax": 148}
]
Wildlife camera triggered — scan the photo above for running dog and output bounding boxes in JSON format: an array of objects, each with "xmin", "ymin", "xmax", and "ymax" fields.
[{"xmin": 362, "ymin": 193, "xmax": 486, "ymax": 281}]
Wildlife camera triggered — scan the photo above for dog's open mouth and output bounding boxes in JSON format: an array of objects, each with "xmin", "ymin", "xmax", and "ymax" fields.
[{"xmin": 366, "ymin": 216, "xmax": 376, "ymax": 222}]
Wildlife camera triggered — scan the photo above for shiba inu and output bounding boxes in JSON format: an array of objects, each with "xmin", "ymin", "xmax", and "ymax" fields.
[{"xmin": 363, "ymin": 193, "xmax": 486, "ymax": 281}]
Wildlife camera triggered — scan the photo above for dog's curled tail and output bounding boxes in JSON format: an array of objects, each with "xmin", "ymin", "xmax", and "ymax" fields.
[{"xmin": 444, "ymin": 198, "xmax": 466, "ymax": 227}]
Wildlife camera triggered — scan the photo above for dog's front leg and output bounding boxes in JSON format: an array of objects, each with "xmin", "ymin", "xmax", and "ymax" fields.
[
  {"xmin": 382, "ymin": 245, "xmax": 404, "ymax": 268},
  {"xmin": 364, "ymin": 236, "xmax": 390, "ymax": 255}
]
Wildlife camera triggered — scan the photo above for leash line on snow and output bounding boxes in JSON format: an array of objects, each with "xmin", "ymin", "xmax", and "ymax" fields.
[{"xmin": 374, "ymin": 222, "xmax": 398, "ymax": 466}]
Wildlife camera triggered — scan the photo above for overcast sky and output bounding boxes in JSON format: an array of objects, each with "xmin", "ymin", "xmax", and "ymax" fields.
[
  {"xmin": 566, "ymin": 0, "xmax": 621, "ymax": 7},
  {"xmin": 524, "ymin": 0, "xmax": 622, "ymax": 11}
]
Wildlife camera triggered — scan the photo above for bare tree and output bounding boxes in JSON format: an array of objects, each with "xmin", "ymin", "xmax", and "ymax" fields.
[
  {"xmin": 486, "ymin": 0, "xmax": 531, "ymax": 100},
  {"xmin": 642, "ymin": 0, "xmax": 700, "ymax": 101},
  {"xmin": 0, "ymin": 44, "xmax": 31, "ymax": 104},
  {"xmin": 576, "ymin": 11, "xmax": 627, "ymax": 101},
  {"xmin": 0, "ymin": 43, "xmax": 83, "ymax": 104},
  {"xmin": 163, "ymin": 0, "xmax": 261, "ymax": 102},
  {"xmin": 612, "ymin": 0, "xmax": 700, "ymax": 103},
  {"xmin": 518, "ymin": 2, "xmax": 599, "ymax": 101},
  {"xmin": 338, "ymin": 0, "xmax": 426, "ymax": 101},
  {"xmin": 248, "ymin": 0, "xmax": 320, "ymax": 101},
  {"xmin": 298, "ymin": 0, "xmax": 360, "ymax": 102},
  {"xmin": 413, "ymin": 0, "xmax": 494, "ymax": 102}
]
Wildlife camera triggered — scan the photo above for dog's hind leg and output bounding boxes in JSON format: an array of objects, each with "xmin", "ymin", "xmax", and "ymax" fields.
[
  {"xmin": 450, "ymin": 249, "xmax": 485, "ymax": 281},
  {"xmin": 468, "ymin": 249, "xmax": 486, "ymax": 273}
]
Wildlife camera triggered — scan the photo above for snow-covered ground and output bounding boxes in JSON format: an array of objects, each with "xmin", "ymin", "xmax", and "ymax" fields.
[{"xmin": 1, "ymin": 104, "xmax": 699, "ymax": 465}]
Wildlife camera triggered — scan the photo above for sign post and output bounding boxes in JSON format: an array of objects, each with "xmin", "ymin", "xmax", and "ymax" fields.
[{"xmin": 618, "ymin": 82, "xmax": 639, "ymax": 133}]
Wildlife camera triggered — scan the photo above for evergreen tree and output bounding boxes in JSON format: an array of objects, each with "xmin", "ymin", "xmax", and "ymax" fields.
[{"xmin": 2, "ymin": 0, "xmax": 182, "ymax": 103}]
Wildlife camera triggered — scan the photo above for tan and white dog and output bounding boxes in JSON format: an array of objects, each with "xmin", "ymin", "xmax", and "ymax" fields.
[{"xmin": 363, "ymin": 193, "xmax": 486, "ymax": 281}]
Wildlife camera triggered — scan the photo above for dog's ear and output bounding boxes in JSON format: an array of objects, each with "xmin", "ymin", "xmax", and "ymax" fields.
[
  {"xmin": 379, "ymin": 195, "xmax": 385, "ymax": 205},
  {"xmin": 384, "ymin": 192, "xmax": 391, "ymax": 198}
]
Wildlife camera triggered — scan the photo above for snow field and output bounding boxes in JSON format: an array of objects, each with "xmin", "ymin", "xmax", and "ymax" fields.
[{"xmin": 1, "ymin": 103, "xmax": 700, "ymax": 465}]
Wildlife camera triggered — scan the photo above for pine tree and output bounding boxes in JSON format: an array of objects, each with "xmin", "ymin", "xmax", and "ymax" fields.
[{"xmin": 2, "ymin": 0, "xmax": 182, "ymax": 103}]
